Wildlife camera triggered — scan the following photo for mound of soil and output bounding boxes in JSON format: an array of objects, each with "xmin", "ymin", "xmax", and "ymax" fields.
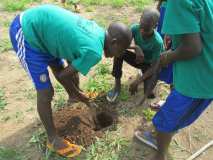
[{"xmin": 53, "ymin": 103, "xmax": 114, "ymax": 147}]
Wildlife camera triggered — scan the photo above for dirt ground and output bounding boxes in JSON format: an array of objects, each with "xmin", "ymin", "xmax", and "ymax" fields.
[{"xmin": 0, "ymin": 2, "xmax": 213, "ymax": 160}]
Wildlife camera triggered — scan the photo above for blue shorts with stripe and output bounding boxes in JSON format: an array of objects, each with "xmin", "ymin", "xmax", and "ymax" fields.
[
  {"xmin": 9, "ymin": 15, "xmax": 64, "ymax": 90},
  {"xmin": 153, "ymin": 89, "xmax": 212, "ymax": 133},
  {"xmin": 157, "ymin": 5, "xmax": 166, "ymax": 38},
  {"xmin": 159, "ymin": 63, "xmax": 173, "ymax": 84}
]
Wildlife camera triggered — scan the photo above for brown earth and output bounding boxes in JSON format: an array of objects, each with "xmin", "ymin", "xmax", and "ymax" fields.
[{"xmin": 53, "ymin": 103, "xmax": 115, "ymax": 147}]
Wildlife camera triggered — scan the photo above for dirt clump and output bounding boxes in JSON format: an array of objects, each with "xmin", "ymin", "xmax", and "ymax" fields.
[{"xmin": 53, "ymin": 103, "xmax": 114, "ymax": 147}]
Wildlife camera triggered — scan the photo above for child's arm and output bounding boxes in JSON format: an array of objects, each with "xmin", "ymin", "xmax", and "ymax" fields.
[{"xmin": 128, "ymin": 45, "xmax": 144, "ymax": 64}]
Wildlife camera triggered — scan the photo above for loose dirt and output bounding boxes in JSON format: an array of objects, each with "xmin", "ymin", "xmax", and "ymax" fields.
[{"xmin": 53, "ymin": 103, "xmax": 115, "ymax": 147}]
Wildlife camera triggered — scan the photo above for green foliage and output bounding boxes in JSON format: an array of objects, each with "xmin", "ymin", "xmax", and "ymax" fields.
[
  {"xmin": 0, "ymin": 89, "xmax": 7, "ymax": 110},
  {"xmin": 84, "ymin": 62, "xmax": 111, "ymax": 94},
  {"xmin": 53, "ymin": 95, "xmax": 66, "ymax": 110},
  {"xmin": 119, "ymin": 86, "xmax": 130, "ymax": 101},
  {"xmin": 143, "ymin": 108, "xmax": 155, "ymax": 121},
  {"xmin": 0, "ymin": 147, "xmax": 25, "ymax": 160},
  {"xmin": 29, "ymin": 128, "xmax": 47, "ymax": 151},
  {"xmin": 95, "ymin": 62, "xmax": 111, "ymax": 75},
  {"xmin": 0, "ymin": 39, "xmax": 12, "ymax": 53},
  {"xmin": 81, "ymin": 0, "xmax": 153, "ymax": 9},
  {"xmin": 2, "ymin": 0, "xmax": 42, "ymax": 12},
  {"xmin": 85, "ymin": 131, "xmax": 129, "ymax": 160}
]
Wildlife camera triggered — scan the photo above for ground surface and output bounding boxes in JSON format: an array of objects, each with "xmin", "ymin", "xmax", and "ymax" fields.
[{"xmin": 0, "ymin": 0, "xmax": 213, "ymax": 160}]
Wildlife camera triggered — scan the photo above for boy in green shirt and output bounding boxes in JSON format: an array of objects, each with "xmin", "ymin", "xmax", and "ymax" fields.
[
  {"xmin": 9, "ymin": 4, "xmax": 132, "ymax": 158},
  {"xmin": 135, "ymin": 1, "xmax": 213, "ymax": 160},
  {"xmin": 107, "ymin": 8, "xmax": 164, "ymax": 102}
]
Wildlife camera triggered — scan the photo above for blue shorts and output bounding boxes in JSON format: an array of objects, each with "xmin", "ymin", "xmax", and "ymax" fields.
[
  {"xmin": 159, "ymin": 63, "xmax": 173, "ymax": 84},
  {"xmin": 157, "ymin": 5, "xmax": 166, "ymax": 38},
  {"xmin": 9, "ymin": 15, "xmax": 64, "ymax": 90},
  {"xmin": 153, "ymin": 89, "xmax": 212, "ymax": 133}
]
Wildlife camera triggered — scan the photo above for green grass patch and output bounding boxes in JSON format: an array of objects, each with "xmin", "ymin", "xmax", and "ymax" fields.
[
  {"xmin": 81, "ymin": 0, "xmax": 153, "ymax": 9},
  {"xmin": 0, "ymin": 89, "xmax": 7, "ymax": 110},
  {"xmin": 142, "ymin": 108, "xmax": 155, "ymax": 121},
  {"xmin": 0, "ymin": 39, "xmax": 12, "ymax": 53},
  {"xmin": 118, "ymin": 85, "xmax": 130, "ymax": 101},
  {"xmin": 2, "ymin": 0, "xmax": 42, "ymax": 12},
  {"xmin": 85, "ymin": 131, "xmax": 130, "ymax": 160},
  {"xmin": 0, "ymin": 147, "xmax": 25, "ymax": 160},
  {"xmin": 84, "ymin": 62, "xmax": 112, "ymax": 94}
]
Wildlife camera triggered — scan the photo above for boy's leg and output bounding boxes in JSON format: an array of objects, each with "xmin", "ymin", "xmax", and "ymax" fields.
[
  {"xmin": 150, "ymin": 89, "xmax": 212, "ymax": 160},
  {"xmin": 9, "ymin": 15, "xmax": 81, "ymax": 155}
]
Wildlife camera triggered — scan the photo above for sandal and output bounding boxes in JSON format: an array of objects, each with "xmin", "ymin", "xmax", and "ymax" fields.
[
  {"xmin": 106, "ymin": 90, "xmax": 119, "ymax": 103},
  {"xmin": 134, "ymin": 130, "xmax": 158, "ymax": 150},
  {"xmin": 47, "ymin": 138, "xmax": 81, "ymax": 158}
]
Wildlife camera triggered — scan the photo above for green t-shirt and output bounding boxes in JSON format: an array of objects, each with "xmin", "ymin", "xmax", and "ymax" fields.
[
  {"xmin": 131, "ymin": 24, "xmax": 164, "ymax": 63},
  {"xmin": 162, "ymin": 0, "xmax": 213, "ymax": 98},
  {"xmin": 21, "ymin": 5, "xmax": 105, "ymax": 75}
]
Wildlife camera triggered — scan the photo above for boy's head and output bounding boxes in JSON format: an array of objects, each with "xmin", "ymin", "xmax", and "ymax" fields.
[
  {"xmin": 140, "ymin": 8, "xmax": 160, "ymax": 38},
  {"xmin": 104, "ymin": 22, "xmax": 132, "ymax": 58}
]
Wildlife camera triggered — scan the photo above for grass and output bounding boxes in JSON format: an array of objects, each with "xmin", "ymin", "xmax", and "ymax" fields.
[
  {"xmin": 2, "ymin": 0, "xmax": 42, "ymax": 12},
  {"xmin": 0, "ymin": 147, "xmax": 25, "ymax": 160},
  {"xmin": 84, "ymin": 62, "xmax": 112, "ymax": 94},
  {"xmin": 142, "ymin": 108, "xmax": 155, "ymax": 121},
  {"xmin": 119, "ymin": 85, "xmax": 130, "ymax": 101},
  {"xmin": 53, "ymin": 83, "xmax": 67, "ymax": 110},
  {"xmin": 0, "ymin": 89, "xmax": 7, "ymax": 110},
  {"xmin": 81, "ymin": 0, "xmax": 153, "ymax": 9},
  {"xmin": 0, "ymin": 39, "xmax": 12, "ymax": 53},
  {"xmin": 85, "ymin": 131, "xmax": 130, "ymax": 160}
]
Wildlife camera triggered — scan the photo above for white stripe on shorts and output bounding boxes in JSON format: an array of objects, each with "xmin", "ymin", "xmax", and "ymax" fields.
[{"xmin": 15, "ymin": 27, "xmax": 32, "ymax": 80}]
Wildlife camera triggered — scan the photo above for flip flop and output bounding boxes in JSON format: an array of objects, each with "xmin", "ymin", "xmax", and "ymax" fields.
[
  {"xmin": 106, "ymin": 90, "xmax": 119, "ymax": 103},
  {"xmin": 150, "ymin": 100, "xmax": 165, "ymax": 111},
  {"xmin": 134, "ymin": 130, "xmax": 158, "ymax": 151},
  {"xmin": 47, "ymin": 138, "xmax": 81, "ymax": 158}
]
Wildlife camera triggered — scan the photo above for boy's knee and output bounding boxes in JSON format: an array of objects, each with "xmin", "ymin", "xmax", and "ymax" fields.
[{"xmin": 37, "ymin": 88, "xmax": 54, "ymax": 102}]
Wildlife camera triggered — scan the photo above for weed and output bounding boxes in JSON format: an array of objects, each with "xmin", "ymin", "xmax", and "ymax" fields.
[
  {"xmin": 86, "ymin": 131, "xmax": 129, "ymax": 160},
  {"xmin": 142, "ymin": 108, "xmax": 155, "ymax": 121},
  {"xmin": 55, "ymin": 83, "xmax": 65, "ymax": 94},
  {"xmin": 95, "ymin": 62, "xmax": 111, "ymax": 75},
  {"xmin": 0, "ymin": 115, "xmax": 10, "ymax": 122},
  {"xmin": 25, "ymin": 88, "xmax": 36, "ymax": 100},
  {"xmin": 0, "ymin": 89, "xmax": 7, "ymax": 110},
  {"xmin": 2, "ymin": 0, "xmax": 42, "ymax": 12},
  {"xmin": 29, "ymin": 128, "xmax": 47, "ymax": 151},
  {"xmin": 0, "ymin": 39, "xmax": 12, "ymax": 53},
  {"xmin": 119, "ymin": 85, "xmax": 130, "ymax": 101},
  {"xmin": 0, "ymin": 147, "xmax": 25, "ymax": 160},
  {"xmin": 15, "ymin": 111, "xmax": 24, "ymax": 122},
  {"xmin": 53, "ymin": 95, "xmax": 66, "ymax": 110}
]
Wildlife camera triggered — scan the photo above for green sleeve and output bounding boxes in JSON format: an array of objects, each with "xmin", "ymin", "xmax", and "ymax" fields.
[
  {"xmin": 162, "ymin": 0, "xmax": 200, "ymax": 35},
  {"xmin": 71, "ymin": 49, "xmax": 102, "ymax": 76},
  {"xmin": 130, "ymin": 23, "xmax": 138, "ymax": 37}
]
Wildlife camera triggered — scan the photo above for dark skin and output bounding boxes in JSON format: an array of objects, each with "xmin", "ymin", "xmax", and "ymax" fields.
[
  {"xmin": 128, "ymin": 14, "xmax": 159, "ymax": 97},
  {"xmin": 37, "ymin": 22, "xmax": 132, "ymax": 151},
  {"xmin": 142, "ymin": 33, "xmax": 202, "ymax": 160}
]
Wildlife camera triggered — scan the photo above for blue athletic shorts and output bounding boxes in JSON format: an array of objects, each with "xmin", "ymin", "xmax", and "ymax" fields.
[
  {"xmin": 159, "ymin": 63, "xmax": 173, "ymax": 84},
  {"xmin": 9, "ymin": 15, "xmax": 64, "ymax": 90},
  {"xmin": 157, "ymin": 5, "xmax": 166, "ymax": 38},
  {"xmin": 153, "ymin": 89, "xmax": 212, "ymax": 133}
]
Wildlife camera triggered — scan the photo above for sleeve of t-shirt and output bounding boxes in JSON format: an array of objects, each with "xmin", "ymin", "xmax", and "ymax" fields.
[
  {"xmin": 162, "ymin": 0, "xmax": 200, "ymax": 35},
  {"xmin": 130, "ymin": 24, "xmax": 138, "ymax": 38},
  {"xmin": 71, "ymin": 49, "xmax": 102, "ymax": 76}
]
